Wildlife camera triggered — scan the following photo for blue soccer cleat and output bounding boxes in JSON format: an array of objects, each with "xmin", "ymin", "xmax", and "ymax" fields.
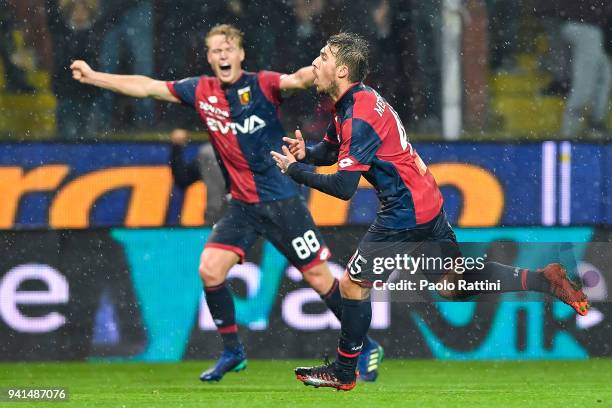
[
  {"xmin": 357, "ymin": 338, "xmax": 384, "ymax": 382},
  {"xmin": 199, "ymin": 346, "xmax": 247, "ymax": 382}
]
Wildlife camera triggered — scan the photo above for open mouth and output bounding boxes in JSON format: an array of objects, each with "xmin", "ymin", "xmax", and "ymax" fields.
[{"xmin": 219, "ymin": 63, "xmax": 231, "ymax": 74}]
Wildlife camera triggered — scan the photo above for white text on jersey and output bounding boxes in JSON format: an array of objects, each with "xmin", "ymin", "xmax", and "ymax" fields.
[
  {"xmin": 374, "ymin": 91, "xmax": 386, "ymax": 117},
  {"xmin": 206, "ymin": 115, "xmax": 266, "ymax": 135},
  {"xmin": 199, "ymin": 101, "xmax": 230, "ymax": 118}
]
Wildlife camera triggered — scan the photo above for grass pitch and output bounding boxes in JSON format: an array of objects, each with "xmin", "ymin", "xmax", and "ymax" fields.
[{"xmin": 1, "ymin": 360, "xmax": 611, "ymax": 407}]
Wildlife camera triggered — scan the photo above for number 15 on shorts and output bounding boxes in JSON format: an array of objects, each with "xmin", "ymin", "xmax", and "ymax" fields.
[{"xmin": 347, "ymin": 250, "xmax": 367, "ymax": 280}]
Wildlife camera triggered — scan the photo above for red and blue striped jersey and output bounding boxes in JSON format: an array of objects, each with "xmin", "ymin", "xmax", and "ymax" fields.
[
  {"xmin": 325, "ymin": 83, "xmax": 443, "ymax": 229},
  {"xmin": 166, "ymin": 71, "xmax": 298, "ymax": 203}
]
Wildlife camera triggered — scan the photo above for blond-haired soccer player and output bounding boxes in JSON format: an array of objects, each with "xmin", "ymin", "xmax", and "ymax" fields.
[{"xmin": 71, "ymin": 24, "xmax": 383, "ymax": 382}]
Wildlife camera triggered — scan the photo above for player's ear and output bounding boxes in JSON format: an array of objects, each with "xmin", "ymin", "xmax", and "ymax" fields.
[
  {"xmin": 239, "ymin": 47, "xmax": 245, "ymax": 63},
  {"xmin": 336, "ymin": 64, "xmax": 349, "ymax": 80}
]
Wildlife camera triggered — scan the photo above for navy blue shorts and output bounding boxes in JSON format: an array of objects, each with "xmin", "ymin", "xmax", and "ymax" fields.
[
  {"xmin": 205, "ymin": 196, "xmax": 330, "ymax": 271},
  {"xmin": 346, "ymin": 210, "xmax": 461, "ymax": 287}
]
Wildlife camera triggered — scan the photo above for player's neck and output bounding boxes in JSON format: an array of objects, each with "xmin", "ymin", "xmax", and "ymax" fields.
[
  {"xmin": 331, "ymin": 81, "xmax": 357, "ymax": 103},
  {"xmin": 219, "ymin": 70, "xmax": 244, "ymax": 88}
]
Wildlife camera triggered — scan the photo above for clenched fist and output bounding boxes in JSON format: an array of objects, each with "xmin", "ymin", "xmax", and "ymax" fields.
[{"xmin": 70, "ymin": 60, "xmax": 94, "ymax": 83}]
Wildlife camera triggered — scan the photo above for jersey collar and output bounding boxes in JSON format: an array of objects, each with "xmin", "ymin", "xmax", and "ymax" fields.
[
  {"xmin": 335, "ymin": 82, "xmax": 363, "ymax": 108},
  {"xmin": 221, "ymin": 70, "xmax": 247, "ymax": 90},
  {"xmin": 334, "ymin": 82, "xmax": 363, "ymax": 114}
]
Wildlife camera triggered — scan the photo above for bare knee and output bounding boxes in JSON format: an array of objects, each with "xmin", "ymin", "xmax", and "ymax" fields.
[
  {"xmin": 198, "ymin": 248, "xmax": 238, "ymax": 287},
  {"xmin": 302, "ymin": 263, "xmax": 334, "ymax": 295},
  {"xmin": 199, "ymin": 261, "xmax": 222, "ymax": 287},
  {"xmin": 339, "ymin": 272, "xmax": 369, "ymax": 300}
]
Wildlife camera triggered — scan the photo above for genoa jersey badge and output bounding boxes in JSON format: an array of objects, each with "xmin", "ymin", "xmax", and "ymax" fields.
[{"xmin": 238, "ymin": 86, "xmax": 252, "ymax": 105}]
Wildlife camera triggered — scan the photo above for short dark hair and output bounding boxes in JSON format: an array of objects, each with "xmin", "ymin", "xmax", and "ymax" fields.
[{"xmin": 327, "ymin": 32, "xmax": 370, "ymax": 82}]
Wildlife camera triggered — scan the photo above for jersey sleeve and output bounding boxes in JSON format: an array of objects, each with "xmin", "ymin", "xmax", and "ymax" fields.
[
  {"xmin": 166, "ymin": 77, "xmax": 200, "ymax": 108},
  {"xmin": 337, "ymin": 117, "xmax": 382, "ymax": 172},
  {"xmin": 257, "ymin": 71, "xmax": 282, "ymax": 105}
]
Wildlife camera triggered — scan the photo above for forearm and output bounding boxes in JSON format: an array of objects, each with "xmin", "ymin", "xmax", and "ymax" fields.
[
  {"xmin": 293, "ymin": 66, "xmax": 315, "ymax": 89},
  {"xmin": 286, "ymin": 164, "xmax": 360, "ymax": 201},
  {"xmin": 303, "ymin": 141, "xmax": 340, "ymax": 166},
  {"xmin": 82, "ymin": 71, "xmax": 162, "ymax": 99},
  {"xmin": 281, "ymin": 66, "xmax": 316, "ymax": 90}
]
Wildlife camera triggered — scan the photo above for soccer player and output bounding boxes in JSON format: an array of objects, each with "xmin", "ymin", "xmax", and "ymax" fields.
[
  {"xmin": 70, "ymin": 24, "xmax": 383, "ymax": 382},
  {"xmin": 271, "ymin": 32, "xmax": 590, "ymax": 391}
]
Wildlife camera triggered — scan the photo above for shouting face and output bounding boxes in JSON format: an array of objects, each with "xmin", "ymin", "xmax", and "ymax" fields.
[
  {"xmin": 312, "ymin": 44, "xmax": 341, "ymax": 98},
  {"xmin": 206, "ymin": 34, "xmax": 245, "ymax": 85}
]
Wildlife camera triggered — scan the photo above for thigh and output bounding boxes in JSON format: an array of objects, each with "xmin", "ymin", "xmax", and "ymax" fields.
[
  {"xmin": 346, "ymin": 230, "xmax": 424, "ymax": 288},
  {"xmin": 258, "ymin": 196, "xmax": 330, "ymax": 271},
  {"xmin": 205, "ymin": 200, "xmax": 259, "ymax": 263},
  {"xmin": 420, "ymin": 210, "xmax": 463, "ymax": 282}
]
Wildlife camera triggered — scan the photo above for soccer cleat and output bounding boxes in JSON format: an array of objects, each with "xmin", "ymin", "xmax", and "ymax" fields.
[
  {"xmin": 199, "ymin": 346, "xmax": 247, "ymax": 382},
  {"xmin": 295, "ymin": 359, "xmax": 357, "ymax": 391},
  {"xmin": 357, "ymin": 338, "xmax": 384, "ymax": 382},
  {"xmin": 539, "ymin": 263, "xmax": 590, "ymax": 316}
]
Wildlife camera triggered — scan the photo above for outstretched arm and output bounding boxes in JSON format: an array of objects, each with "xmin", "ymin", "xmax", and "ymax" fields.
[
  {"xmin": 279, "ymin": 66, "xmax": 316, "ymax": 90},
  {"xmin": 270, "ymin": 147, "xmax": 360, "ymax": 201},
  {"xmin": 70, "ymin": 60, "xmax": 179, "ymax": 103}
]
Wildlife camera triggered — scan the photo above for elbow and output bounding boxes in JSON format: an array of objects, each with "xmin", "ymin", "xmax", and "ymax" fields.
[
  {"xmin": 333, "ymin": 176, "xmax": 357, "ymax": 200},
  {"xmin": 336, "ymin": 190, "xmax": 354, "ymax": 201}
]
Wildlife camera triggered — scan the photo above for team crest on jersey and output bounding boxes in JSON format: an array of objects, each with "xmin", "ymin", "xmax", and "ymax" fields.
[{"xmin": 238, "ymin": 86, "xmax": 251, "ymax": 105}]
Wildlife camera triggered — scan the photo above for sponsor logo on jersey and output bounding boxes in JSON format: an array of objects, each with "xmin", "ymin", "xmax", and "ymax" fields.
[
  {"xmin": 339, "ymin": 158, "xmax": 354, "ymax": 168},
  {"xmin": 199, "ymin": 101, "xmax": 229, "ymax": 118},
  {"xmin": 238, "ymin": 86, "xmax": 251, "ymax": 105},
  {"xmin": 206, "ymin": 115, "xmax": 266, "ymax": 135},
  {"xmin": 208, "ymin": 96, "xmax": 218, "ymax": 104}
]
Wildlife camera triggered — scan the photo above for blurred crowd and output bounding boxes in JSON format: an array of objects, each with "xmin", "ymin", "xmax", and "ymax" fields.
[{"xmin": 0, "ymin": 0, "xmax": 611, "ymax": 140}]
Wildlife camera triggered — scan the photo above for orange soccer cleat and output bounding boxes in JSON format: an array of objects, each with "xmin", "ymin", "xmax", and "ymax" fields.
[{"xmin": 539, "ymin": 263, "xmax": 590, "ymax": 316}]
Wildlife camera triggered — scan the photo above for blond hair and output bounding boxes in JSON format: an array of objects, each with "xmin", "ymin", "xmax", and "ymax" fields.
[{"xmin": 205, "ymin": 24, "xmax": 244, "ymax": 49}]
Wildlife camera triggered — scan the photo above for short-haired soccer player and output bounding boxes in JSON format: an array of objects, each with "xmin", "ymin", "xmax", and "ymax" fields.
[
  {"xmin": 272, "ymin": 32, "xmax": 590, "ymax": 391},
  {"xmin": 71, "ymin": 24, "xmax": 383, "ymax": 382}
]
